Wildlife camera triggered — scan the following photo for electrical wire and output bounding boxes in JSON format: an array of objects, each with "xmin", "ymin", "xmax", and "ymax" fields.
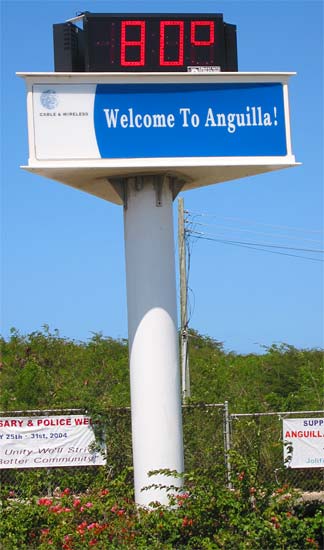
[
  {"xmin": 187, "ymin": 229, "xmax": 324, "ymax": 255},
  {"xmin": 190, "ymin": 220, "xmax": 322, "ymax": 244},
  {"xmin": 184, "ymin": 209, "xmax": 323, "ymax": 263},
  {"xmin": 185, "ymin": 209, "xmax": 322, "ymax": 235},
  {"xmin": 187, "ymin": 231, "xmax": 323, "ymax": 263}
]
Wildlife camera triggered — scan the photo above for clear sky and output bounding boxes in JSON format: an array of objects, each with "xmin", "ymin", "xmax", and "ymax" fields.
[{"xmin": 1, "ymin": 0, "xmax": 323, "ymax": 353}]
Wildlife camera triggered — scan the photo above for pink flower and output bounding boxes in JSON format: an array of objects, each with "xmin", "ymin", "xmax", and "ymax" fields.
[
  {"xmin": 61, "ymin": 488, "xmax": 71, "ymax": 496},
  {"xmin": 41, "ymin": 528, "xmax": 50, "ymax": 536},
  {"xmin": 77, "ymin": 521, "xmax": 87, "ymax": 535},
  {"xmin": 38, "ymin": 497, "xmax": 53, "ymax": 506},
  {"xmin": 73, "ymin": 498, "xmax": 81, "ymax": 508},
  {"xmin": 176, "ymin": 492, "xmax": 190, "ymax": 506},
  {"xmin": 270, "ymin": 516, "xmax": 280, "ymax": 529},
  {"xmin": 78, "ymin": 521, "xmax": 87, "ymax": 528},
  {"xmin": 182, "ymin": 516, "xmax": 194, "ymax": 527},
  {"xmin": 85, "ymin": 502, "xmax": 93, "ymax": 508},
  {"xmin": 100, "ymin": 489, "xmax": 109, "ymax": 496},
  {"xmin": 50, "ymin": 504, "xmax": 62, "ymax": 513},
  {"xmin": 111, "ymin": 504, "xmax": 125, "ymax": 516},
  {"xmin": 306, "ymin": 538, "xmax": 318, "ymax": 547}
]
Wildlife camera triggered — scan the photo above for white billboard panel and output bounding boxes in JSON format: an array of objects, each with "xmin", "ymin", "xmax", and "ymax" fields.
[
  {"xmin": 0, "ymin": 415, "xmax": 105, "ymax": 469},
  {"xmin": 33, "ymin": 84, "xmax": 99, "ymax": 160},
  {"xmin": 283, "ymin": 417, "xmax": 324, "ymax": 468}
]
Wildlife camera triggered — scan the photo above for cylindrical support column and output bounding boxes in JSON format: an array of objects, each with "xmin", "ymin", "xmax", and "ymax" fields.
[{"xmin": 123, "ymin": 175, "xmax": 184, "ymax": 507}]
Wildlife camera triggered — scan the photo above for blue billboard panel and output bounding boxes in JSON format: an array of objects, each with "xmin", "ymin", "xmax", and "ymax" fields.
[{"xmin": 94, "ymin": 83, "xmax": 287, "ymax": 158}]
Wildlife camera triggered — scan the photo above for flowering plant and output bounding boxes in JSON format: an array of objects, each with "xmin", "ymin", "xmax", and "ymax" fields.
[{"xmin": 0, "ymin": 464, "xmax": 322, "ymax": 549}]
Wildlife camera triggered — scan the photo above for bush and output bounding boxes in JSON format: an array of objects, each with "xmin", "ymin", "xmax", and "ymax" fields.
[{"xmin": 0, "ymin": 463, "xmax": 322, "ymax": 550}]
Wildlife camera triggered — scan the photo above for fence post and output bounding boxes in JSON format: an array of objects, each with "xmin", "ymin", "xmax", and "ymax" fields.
[{"xmin": 223, "ymin": 400, "xmax": 232, "ymax": 489}]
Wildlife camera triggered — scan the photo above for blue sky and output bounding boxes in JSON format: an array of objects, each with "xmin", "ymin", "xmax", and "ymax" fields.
[{"xmin": 1, "ymin": 0, "xmax": 323, "ymax": 353}]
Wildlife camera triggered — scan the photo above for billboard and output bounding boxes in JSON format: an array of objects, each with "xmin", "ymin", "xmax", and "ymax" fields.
[
  {"xmin": 18, "ymin": 72, "xmax": 298, "ymax": 203},
  {"xmin": 0, "ymin": 415, "xmax": 105, "ymax": 469},
  {"xmin": 283, "ymin": 417, "xmax": 324, "ymax": 468},
  {"xmin": 33, "ymin": 82, "xmax": 287, "ymax": 160}
]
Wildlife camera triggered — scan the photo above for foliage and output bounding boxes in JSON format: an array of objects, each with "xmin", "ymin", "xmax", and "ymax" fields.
[
  {"xmin": 0, "ymin": 328, "xmax": 323, "ymax": 547},
  {"xmin": 188, "ymin": 330, "xmax": 323, "ymax": 412},
  {"xmin": 0, "ymin": 327, "xmax": 129, "ymax": 411},
  {"xmin": 0, "ymin": 463, "xmax": 322, "ymax": 550},
  {"xmin": 1, "ymin": 327, "xmax": 322, "ymax": 413}
]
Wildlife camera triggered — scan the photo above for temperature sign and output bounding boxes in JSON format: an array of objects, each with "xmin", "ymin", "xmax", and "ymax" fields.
[{"xmin": 53, "ymin": 13, "xmax": 238, "ymax": 73}]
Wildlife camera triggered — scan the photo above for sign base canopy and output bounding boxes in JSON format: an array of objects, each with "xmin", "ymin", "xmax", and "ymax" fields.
[
  {"xmin": 21, "ymin": 162, "xmax": 298, "ymax": 205},
  {"xmin": 19, "ymin": 72, "xmax": 299, "ymax": 204}
]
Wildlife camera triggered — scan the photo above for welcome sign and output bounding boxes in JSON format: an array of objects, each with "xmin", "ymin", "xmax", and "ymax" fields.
[
  {"xmin": 19, "ymin": 72, "xmax": 298, "ymax": 203},
  {"xmin": 32, "ymin": 82, "xmax": 287, "ymax": 160}
]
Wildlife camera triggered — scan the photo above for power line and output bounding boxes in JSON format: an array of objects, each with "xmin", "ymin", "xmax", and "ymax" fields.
[
  {"xmin": 187, "ymin": 231, "xmax": 324, "ymax": 263},
  {"xmin": 185, "ymin": 209, "xmax": 322, "ymax": 235},
  {"xmin": 190, "ymin": 220, "xmax": 322, "ymax": 245},
  {"xmin": 184, "ymin": 208, "xmax": 323, "ymax": 262},
  {"xmin": 187, "ymin": 229, "xmax": 324, "ymax": 255}
]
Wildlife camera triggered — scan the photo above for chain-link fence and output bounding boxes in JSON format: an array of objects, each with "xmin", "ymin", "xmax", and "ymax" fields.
[
  {"xmin": 229, "ymin": 410, "xmax": 324, "ymax": 492},
  {"xmin": 1, "ymin": 406, "xmax": 323, "ymax": 498}
]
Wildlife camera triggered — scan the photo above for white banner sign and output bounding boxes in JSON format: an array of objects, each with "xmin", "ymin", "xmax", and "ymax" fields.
[
  {"xmin": 283, "ymin": 417, "xmax": 324, "ymax": 468},
  {"xmin": 0, "ymin": 415, "xmax": 105, "ymax": 469}
]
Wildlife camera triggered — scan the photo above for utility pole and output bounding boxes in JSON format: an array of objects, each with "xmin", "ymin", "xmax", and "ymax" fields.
[
  {"xmin": 178, "ymin": 197, "xmax": 190, "ymax": 401},
  {"xmin": 223, "ymin": 401, "xmax": 232, "ymax": 489}
]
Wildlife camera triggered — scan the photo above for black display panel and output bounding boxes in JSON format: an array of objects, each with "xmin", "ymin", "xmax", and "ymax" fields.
[
  {"xmin": 82, "ymin": 13, "xmax": 238, "ymax": 72},
  {"xmin": 53, "ymin": 23, "xmax": 85, "ymax": 71}
]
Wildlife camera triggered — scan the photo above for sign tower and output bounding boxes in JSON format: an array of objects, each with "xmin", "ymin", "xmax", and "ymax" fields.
[{"xmin": 18, "ymin": 12, "xmax": 298, "ymax": 507}]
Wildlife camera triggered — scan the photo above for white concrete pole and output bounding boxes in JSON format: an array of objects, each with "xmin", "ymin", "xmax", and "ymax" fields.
[{"xmin": 123, "ymin": 175, "xmax": 184, "ymax": 507}]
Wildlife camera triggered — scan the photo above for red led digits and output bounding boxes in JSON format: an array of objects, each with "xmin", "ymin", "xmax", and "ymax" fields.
[
  {"xmin": 81, "ymin": 13, "xmax": 237, "ymax": 71},
  {"xmin": 190, "ymin": 21, "xmax": 215, "ymax": 46},
  {"xmin": 121, "ymin": 20, "xmax": 146, "ymax": 66},
  {"xmin": 160, "ymin": 20, "xmax": 184, "ymax": 66}
]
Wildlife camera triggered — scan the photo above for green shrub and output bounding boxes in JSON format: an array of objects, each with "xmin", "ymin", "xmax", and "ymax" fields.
[{"xmin": 0, "ymin": 463, "xmax": 322, "ymax": 550}]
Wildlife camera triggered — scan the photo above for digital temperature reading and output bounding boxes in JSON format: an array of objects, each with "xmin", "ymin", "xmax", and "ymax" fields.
[{"xmin": 53, "ymin": 13, "xmax": 238, "ymax": 72}]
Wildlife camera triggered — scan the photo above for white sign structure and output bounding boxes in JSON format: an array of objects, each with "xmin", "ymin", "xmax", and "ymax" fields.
[
  {"xmin": 0, "ymin": 415, "xmax": 105, "ymax": 469},
  {"xmin": 283, "ymin": 417, "xmax": 324, "ymax": 468},
  {"xmin": 19, "ymin": 71, "xmax": 299, "ymax": 507},
  {"xmin": 18, "ymin": 72, "xmax": 298, "ymax": 204}
]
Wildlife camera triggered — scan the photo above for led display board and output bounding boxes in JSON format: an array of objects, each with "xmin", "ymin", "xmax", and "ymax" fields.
[{"xmin": 53, "ymin": 13, "xmax": 238, "ymax": 72}]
